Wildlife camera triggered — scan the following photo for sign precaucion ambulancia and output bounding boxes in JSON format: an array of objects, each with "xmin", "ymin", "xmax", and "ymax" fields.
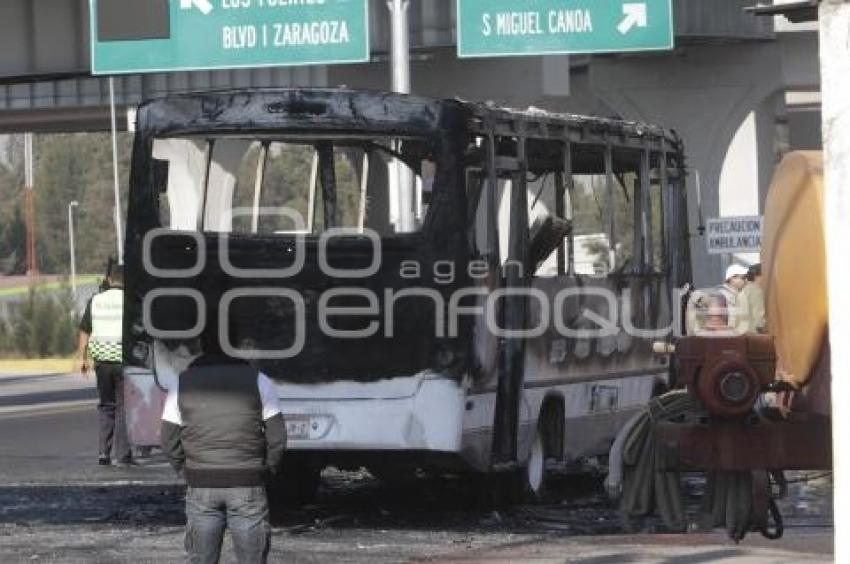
[
  {"xmin": 457, "ymin": 0, "xmax": 674, "ymax": 58},
  {"xmin": 706, "ymin": 216, "xmax": 763, "ymax": 255},
  {"xmin": 90, "ymin": 0, "xmax": 369, "ymax": 75}
]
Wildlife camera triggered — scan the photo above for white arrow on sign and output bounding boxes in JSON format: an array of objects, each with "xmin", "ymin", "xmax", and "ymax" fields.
[
  {"xmin": 617, "ymin": 3, "xmax": 648, "ymax": 35},
  {"xmin": 180, "ymin": 0, "xmax": 213, "ymax": 15}
]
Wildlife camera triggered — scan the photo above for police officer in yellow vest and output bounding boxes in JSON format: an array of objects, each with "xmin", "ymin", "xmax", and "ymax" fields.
[{"xmin": 76, "ymin": 265, "xmax": 133, "ymax": 466}]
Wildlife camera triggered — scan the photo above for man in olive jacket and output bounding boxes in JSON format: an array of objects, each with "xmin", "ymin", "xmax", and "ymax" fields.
[{"xmin": 161, "ymin": 332, "xmax": 287, "ymax": 564}]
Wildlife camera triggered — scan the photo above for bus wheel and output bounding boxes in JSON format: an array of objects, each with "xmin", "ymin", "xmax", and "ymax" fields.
[
  {"xmin": 524, "ymin": 399, "xmax": 563, "ymax": 501},
  {"xmin": 469, "ymin": 471, "xmax": 524, "ymax": 508},
  {"xmin": 267, "ymin": 463, "xmax": 321, "ymax": 510},
  {"xmin": 368, "ymin": 464, "xmax": 418, "ymax": 489}
]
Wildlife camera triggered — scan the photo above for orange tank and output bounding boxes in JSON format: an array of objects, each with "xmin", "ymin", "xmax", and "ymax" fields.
[{"xmin": 761, "ymin": 151, "xmax": 828, "ymax": 391}]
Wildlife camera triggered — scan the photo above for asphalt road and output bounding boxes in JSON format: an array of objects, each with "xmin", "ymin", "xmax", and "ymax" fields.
[
  {"xmin": 0, "ymin": 371, "xmax": 175, "ymax": 485},
  {"xmin": 0, "ymin": 371, "xmax": 833, "ymax": 562}
]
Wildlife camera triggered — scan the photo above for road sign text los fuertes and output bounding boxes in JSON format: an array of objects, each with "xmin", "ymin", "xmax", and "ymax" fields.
[
  {"xmin": 457, "ymin": 0, "xmax": 674, "ymax": 58},
  {"xmin": 91, "ymin": 0, "xmax": 369, "ymax": 75}
]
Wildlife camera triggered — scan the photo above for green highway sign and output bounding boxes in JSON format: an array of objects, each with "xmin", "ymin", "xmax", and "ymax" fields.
[
  {"xmin": 457, "ymin": 0, "xmax": 674, "ymax": 58},
  {"xmin": 90, "ymin": 0, "xmax": 369, "ymax": 75}
]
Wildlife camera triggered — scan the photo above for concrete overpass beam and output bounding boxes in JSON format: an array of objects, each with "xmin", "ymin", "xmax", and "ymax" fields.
[
  {"xmin": 589, "ymin": 43, "xmax": 784, "ymax": 286},
  {"xmin": 755, "ymin": 92, "xmax": 785, "ymax": 212},
  {"xmin": 780, "ymin": 31, "xmax": 821, "ymax": 91}
]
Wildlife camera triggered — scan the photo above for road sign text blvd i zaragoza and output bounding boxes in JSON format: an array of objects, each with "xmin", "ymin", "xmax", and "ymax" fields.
[{"xmin": 91, "ymin": 0, "xmax": 369, "ymax": 74}]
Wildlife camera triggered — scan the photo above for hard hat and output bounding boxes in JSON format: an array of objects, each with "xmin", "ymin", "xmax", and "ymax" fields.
[{"xmin": 725, "ymin": 264, "xmax": 748, "ymax": 281}]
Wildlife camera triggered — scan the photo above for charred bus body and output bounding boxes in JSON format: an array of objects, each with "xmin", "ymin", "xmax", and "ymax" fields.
[{"xmin": 122, "ymin": 89, "xmax": 690, "ymax": 499}]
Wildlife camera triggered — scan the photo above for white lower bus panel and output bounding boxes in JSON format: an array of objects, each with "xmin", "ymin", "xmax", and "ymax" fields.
[
  {"xmin": 277, "ymin": 372, "xmax": 466, "ymax": 452},
  {"xmin": 274, "ymin": 370, "xmax": 661, "ymax": 473}
]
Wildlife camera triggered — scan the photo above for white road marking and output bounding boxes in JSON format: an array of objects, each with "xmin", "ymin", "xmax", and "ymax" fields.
[{"xmin": 0, "ymin": 399, "xmax": 97, "ymax": 419}]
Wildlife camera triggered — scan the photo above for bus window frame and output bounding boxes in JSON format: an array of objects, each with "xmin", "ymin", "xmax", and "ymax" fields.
[{"xmin": 160, "ymin": 134, "xmax": 435, "ymax": 237}]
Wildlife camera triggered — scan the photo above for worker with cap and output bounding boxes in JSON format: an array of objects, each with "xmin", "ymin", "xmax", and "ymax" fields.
[
  {"xmin": 736, "ymin": 263, "xmax": 767, "ymax": 334},
  {"xmin": 718, "ymin": 263, "xmax": 749, "ymax": 331}
]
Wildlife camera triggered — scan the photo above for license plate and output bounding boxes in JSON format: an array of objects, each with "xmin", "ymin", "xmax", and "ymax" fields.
[{"xmin": 285, "ymin": 416, "xmax": 310, "ymax": 440}]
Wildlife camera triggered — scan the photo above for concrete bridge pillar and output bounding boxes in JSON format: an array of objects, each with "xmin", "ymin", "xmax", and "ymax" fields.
[
  {"xmin": 755, "ymin": 92, "xmax": 786, "ymax": 211},
  {"xmin": 588, "ymin": 43, "xmax": 784, "ymax": 286}
]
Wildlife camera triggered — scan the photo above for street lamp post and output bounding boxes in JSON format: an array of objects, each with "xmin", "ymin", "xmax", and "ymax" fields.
[
  {"xmin": 68, "ymin": 201, "xmax": 79, "ymax": 297},
  {"xmin": 386, "ymin": 0, "xmax": 414, "ymax": 233},
  {"xmin": 109, "ymin": 77, "xmax": 124, "ymax": 265},
  {"xmin": 387, "ymin": 0, "xmax": 411, "ymax": 95},
  {"xmin": 24, "ymin": 132, "xmax": 37, "ymax": 278}
]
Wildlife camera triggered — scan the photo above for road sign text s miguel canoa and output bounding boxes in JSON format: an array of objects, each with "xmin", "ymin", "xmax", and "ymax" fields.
[{"xmin": 457, "ymin": 0, "xmax": 674, "ymax": 58}]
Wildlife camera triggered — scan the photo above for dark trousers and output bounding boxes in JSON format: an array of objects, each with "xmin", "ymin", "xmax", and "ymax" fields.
[
  {"xmin": 95, "ymin": 362, "xmax": 131, "ymax": 461},
  {"xmin": 185, "ymin": 486, "xmax": 271, "ymax": 564}
]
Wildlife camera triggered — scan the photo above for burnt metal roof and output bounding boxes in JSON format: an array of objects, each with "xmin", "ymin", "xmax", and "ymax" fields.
[{"xmin": 138, "ymin": 88, "xmax": 679, "ymax": 152}]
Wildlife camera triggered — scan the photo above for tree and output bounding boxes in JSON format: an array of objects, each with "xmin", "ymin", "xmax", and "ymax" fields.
[
  {"xmin": 0, "ymin": 136, "xmax": 26, "ymax": 275},
  {"xmin": 6, "ymin": 283, "xmax": 77, "ymax": 358},
  {"xmin": 0, "ymin": 200, "xmax": 25, "ymax": 275},
  {"xmin": 12, "ymin": 132, "xmax": 133, "ymax": 274},
  {"xmin": 233, "ymin": 142, "xmax": 361, "ymax": 232},
  {"xmin": 0, "ymin": 132, "xmax": 131, "ymax": 275}
]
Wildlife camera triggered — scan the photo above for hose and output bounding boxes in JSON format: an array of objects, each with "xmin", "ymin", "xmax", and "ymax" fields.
[
  {"xmin": 702, "ymin": 470, "xmax": 753, "ymax": 542},
  {"xmin": 614, "ymin": 390, "xmax": 782, "ymax": 541},
  {"xmin": 605, "ymin": 409, "xmax": 646, "ymax": 500},
  {"xmin": 618, "ymin": 389, "xmax": 699, "ymax": 532},
  {"xmin": 762, "ymin": 498, "xmax": 784, "ymax": 540}
]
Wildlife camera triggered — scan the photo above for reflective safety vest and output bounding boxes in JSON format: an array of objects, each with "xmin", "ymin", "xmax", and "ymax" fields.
[{"xmin": 89, "ymin": 288, "xmax": 124, "ymax": 363}]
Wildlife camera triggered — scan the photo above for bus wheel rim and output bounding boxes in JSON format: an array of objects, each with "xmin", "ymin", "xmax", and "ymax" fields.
[{"xmin": 527, "ymin": 433, "xmax": 544, "ymax": 493}]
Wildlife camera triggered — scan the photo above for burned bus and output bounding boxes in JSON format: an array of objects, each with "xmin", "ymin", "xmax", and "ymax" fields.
[{"xmin": 122, "ymin": 89, "xmax": 690, "ymax": 500}]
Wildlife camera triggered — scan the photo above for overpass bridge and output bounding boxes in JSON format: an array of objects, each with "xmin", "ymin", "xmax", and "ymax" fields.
[{"xmin": 0, "ymin": 0, "xmax": 822, "ymax": 285}]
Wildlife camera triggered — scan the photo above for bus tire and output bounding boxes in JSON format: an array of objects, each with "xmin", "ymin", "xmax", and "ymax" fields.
[
  {"xmin": 479, "ymin": 471, "xmax": 524, "ymax": 508},
  {"xmin": 267, "ymin": 463, "xmax": 322, "ymax": 510},
  {"xmin": 369, "ymin": 464, "xmax": 418, "ymax": 490},
  {"xmin": 460, "ymin": 470, "xmax": 522, "ymax": 509}
]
